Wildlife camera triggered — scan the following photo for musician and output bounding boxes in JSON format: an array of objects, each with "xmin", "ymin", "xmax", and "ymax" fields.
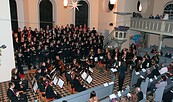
[
  {"xmin": 54, "ymin": 55, "xmax": 66, "ymax": 76},
  {"xmin": 7, "ymin": 82, "xmax": 27, "ymax": 102},
  {"xmin": 72, "ymin": 59, "xmax": 82, "ymax": 73},
  {"xmin": 71, "ymin": 74, "xmax": 86, "ymax": 92},
  {"xmin": 7, "ymin": 82, "xmax": 20, "ymax": 102},
  {"xmin": 45, "ymin": 80, "xmax": 61, "ymax": 100},
  {"xmin": 35, "ymin": 68, "xmax": 42, "ymax": 80},
  {"xmin": 46, "ymin": 58, "xmax": 53, "ymax": 73},
  {"xmin": 11, "ymin": 68, "xmax": 27, "ymax": 91},
  {"xmin": 105, "ymin": 52, "xmax": 113, "ymax": 70}
]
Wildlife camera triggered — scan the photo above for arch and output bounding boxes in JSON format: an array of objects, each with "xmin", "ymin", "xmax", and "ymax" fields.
[
  {"xmin": 15, "ymin": 0, "xmax": 25, "ymax": 29},
  {"xmin": 39, "ymin": 0, "xmax": 53, "ymax": 29},
  {"xmin": 9, "ymin": 0, "xmax": 18, "ymax": 32},
  {"xmin": 164, "ymin": 1, "xmax": 173, "ymax": 19},
  {"xmin": 74, "ymin": 0, "xmax": 91, "ymax": 27},
  {"xmin": 37, "ymin": 0, "xmax": 57, "ymax": 29}
]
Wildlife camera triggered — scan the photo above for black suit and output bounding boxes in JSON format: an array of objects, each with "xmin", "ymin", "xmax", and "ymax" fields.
[
  {"xmin": 118, "ymin": 65, "xmax": 127, "ymax": 91},
  {"xmin": 7, "ymin": 89, "xmax": 18, "ymax": 102}
]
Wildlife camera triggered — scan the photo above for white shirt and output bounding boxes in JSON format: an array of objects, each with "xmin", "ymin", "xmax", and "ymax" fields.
[{"xmin": 159, "ymin": 67, "xmax": 168, "ymax": 74}]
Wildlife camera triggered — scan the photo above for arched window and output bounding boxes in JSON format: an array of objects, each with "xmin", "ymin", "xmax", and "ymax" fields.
[
  {"xmin": 9, "ymin": 0, "xmax": 18, "ymax": 32},
  {"xmin": 164, "ymin": 3, "xmax": 173, "ymax": 19},
  {"xmin": 39, "ymin": 0, "xmax": 53, "ymax": 30},
  {"xmin": 75, "ymin": 1, "xmax": 89, "ymax": 27}
]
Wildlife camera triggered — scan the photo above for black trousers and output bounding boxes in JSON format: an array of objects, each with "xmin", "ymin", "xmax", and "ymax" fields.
[{"xmin": 118, "ymin": 75, "xmax": 125, "ymax": 91}]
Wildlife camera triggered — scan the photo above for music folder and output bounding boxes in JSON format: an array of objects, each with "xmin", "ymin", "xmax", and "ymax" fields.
[
  {"xmin": 109, "ymin": 94, "xmax": 116, "ymax": 99},
  {"xmin": 58, "ymin": 78, "xmax": 64, "ymax": 88},
  {"xmin": 33, "ymin": 82, "xmax": 38, "ymax": 93},
  {"xmin": 89, "ymin": 67, "xmax": 93, "ymax": 73},
  {"xmin": 110, "ymin": 68, "xmax": 117, "ymax": 73},
  {"xmin": 81, "ymin": 71, "xmax": 88, "ymax": 80},
  {"xmin": 53, "ymin": 76, "xmax": 58, "ymax": 85},
  {"xmin": 86, "ymin": 75, "xmax": 92, "ymax": 84}
]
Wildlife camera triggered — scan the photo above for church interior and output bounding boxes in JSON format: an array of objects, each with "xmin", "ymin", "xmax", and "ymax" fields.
[{"xmin": 0, "ymin": 0, "xmax": 173, "ymax": 102}]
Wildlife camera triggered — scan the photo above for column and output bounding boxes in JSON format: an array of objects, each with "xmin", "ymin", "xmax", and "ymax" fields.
[
  {"xmin": 158, "ymin": 34, "xmax": 163, "ymax": 51},
  {"xmin": 16, "ymin": 0, "xmax": 25, "ymax": 29},
  {"xmin": 0, "ymin": 0, "xmax": 15, "ymax": 82}
]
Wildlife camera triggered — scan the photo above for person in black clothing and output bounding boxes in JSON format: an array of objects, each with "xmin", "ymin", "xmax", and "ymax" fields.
[
  {"xmin": 45, "ymin": 80, "xmax": 61, "ymax": 99},
  {"xmin": 118, "ymin": 61, "xmax": 127, "ymax": 91},
  {"xmin": 135, "ymin": 87, "xmax": 143, "ymax": 102},
  {"xmin": 7, "ymin": 82, "xmax": 19, "ymax": 102},
  {"xmin": 7, "ymin": 82, "xmax": 27, "ymax": 102}
]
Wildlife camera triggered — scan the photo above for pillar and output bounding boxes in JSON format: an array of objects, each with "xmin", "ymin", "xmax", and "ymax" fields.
[
  {"xmin": 0, "ymin": 0, "xmax": 15, "ymax": 82},
  {"xmin": 158, "ymin": 34, "xmax": 163, "ymax": 51}
]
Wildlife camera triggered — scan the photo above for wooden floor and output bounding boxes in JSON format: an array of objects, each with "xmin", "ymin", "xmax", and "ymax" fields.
[{"xmin": 0, "ymin": 68, "xmax": 131, "ymax": 102}]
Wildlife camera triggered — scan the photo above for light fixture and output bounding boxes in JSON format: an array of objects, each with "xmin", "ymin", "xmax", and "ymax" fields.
[
  {"xmin": 64, "ymin": 0, "xmax": 68, "ymax": 7},
  {"xmin": 139, "ymin": 3, "xmax": 142, "ymax": 12},
  {"xmin": 110, "ymin": 0, "xmax": 116, "ymax": 4}
]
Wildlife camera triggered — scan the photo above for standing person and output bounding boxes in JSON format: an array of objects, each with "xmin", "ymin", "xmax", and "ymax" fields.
[
  {"xmin": 88, "ymin": 91, "xmax": 98, "ymax": 102},
  {"xmin": 118, "ymin": 61, "xmax": 127, "ymax": 91}
]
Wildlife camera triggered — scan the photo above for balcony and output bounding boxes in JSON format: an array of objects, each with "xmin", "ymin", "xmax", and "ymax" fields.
[{"xmin": 130, "ymin": 17, "xmax": 173, "ymax": 36}]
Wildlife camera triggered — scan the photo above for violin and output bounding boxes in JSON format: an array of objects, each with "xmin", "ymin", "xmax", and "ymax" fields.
[{"xmin": 58, "ymin": 60, "xmax": 66, "ymax": 71}]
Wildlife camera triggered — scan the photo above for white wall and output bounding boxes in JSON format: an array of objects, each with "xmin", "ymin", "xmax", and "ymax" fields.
[{"xmin": 0, "ymin": 0, "xmax": 15, "ymax": 82}]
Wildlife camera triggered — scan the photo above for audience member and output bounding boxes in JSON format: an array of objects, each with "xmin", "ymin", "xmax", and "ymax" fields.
[{"xmin": 88, "ymin": 91, "xmax": 98, "ymax": 102}]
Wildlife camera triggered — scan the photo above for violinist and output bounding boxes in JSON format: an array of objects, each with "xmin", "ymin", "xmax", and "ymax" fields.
[{"xmin": 55, "ymin": 55, "xmax": 66, "ymax": 74}]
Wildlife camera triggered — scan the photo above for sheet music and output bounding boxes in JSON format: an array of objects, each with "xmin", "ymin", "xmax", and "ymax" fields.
[
  {"xmin": 89, "ymin": 67, "xmax": 94, "ymax": 73},
  {"xmin": 58, "ymin": 78, "xmax": 64, "ymax": 88},
  {"xmin": 142, "ymin": 68, "xmax": 146, "ymax": 72},
  {"xmin": 81, "ymin": 72, "xmax": 87, "ymax": 80},
  {"xmin": 110, "ymin": 68, "xmax": 117, "ymax": 73},
  {"xmin": 109, "ymin": 94, "xmax": 116, "ymax": 99},
  {"xmin": 140, "ymin": 75, "xmax": 144, "ymax": 79},
  {"xmin": 154, "ymin": 75, "xmax": 157, "ymax": 80},
  {"xmin": 86, "ymin": 75, "xmax": 92, "ymax": 84},
  {"xmin": 149, "ymin": 78, "xmax": 153, "ymax": 82},
  {"xmin": 103, "ymin": 83, "xmax": 108, "ymax": 87},
  {"xmin": 118, "ymin": 61, "xmax": 121, "ymax": 66},
  {"xmin": 33, "ymin": 82, "xmax": 38, "ymax": 93},
  {"xmin": 100, "ymin": 56, "xmax": 103, "ymax": 59},
  {"xmin": 147, "ymin": 63, "xmax": 150, "ymax": 67},
  {"xmin": 118, "ymin": 91, "xmax": 122, "ymax": 97},
  {"xmin": 135, "ymin": 72, "xmax": 140, "ymax": 75},
  {"xmin": 53, "ymin": 77, "xmax": 58, "ymax": 85},
  {"xmin": 94, "ymin": 57, "xmax": 98, "ymax": 61},
  {"xmin": 109, "ymin": 82, "xmax": 114, "ymax": 85}
]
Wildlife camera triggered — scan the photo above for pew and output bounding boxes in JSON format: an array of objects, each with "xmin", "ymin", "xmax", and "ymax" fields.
[
  {"xmin": 100, "ymin": 85, "xmax": 130, "ymax": 102},
  {"xmin": 53, "ymin": 81, "xmax": 115, "ymax": 102}
]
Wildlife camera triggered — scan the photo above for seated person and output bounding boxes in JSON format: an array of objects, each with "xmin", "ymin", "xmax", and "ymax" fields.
[
  {"xmin": 165, "ymin": 51, "xmax": 172, "ymax": 58},
  {"xmin": 71, "ymin": 74, "xmax": 86, "ymax": 92},
  {"xmin": 132, "ymin": 87, "xmax": 143, "ymax": 102},
  {"xmin": 7, "ymin": 82, "xmax": 27, "ymax": 102},
  {"xmin": 11, "ymin": 68, "xmax": 28, "ymax": 92},
  {"xmin": 45, "ymin": 80, "xmax": 61, "ymax": 100},
  {"xmin": 159, "ymin": 63, "xmax": 168, "ymax": 74},
  {"xmin": 35, "ymin": 68, "xmax": 42, "ymax": 80},
  {"xmin": 88, "ymin": 91, "xmax": 98, "ymax": 102},
  {"xmin": 149, "ymin": 75, "xmax": 167, "ymax": 94},
  {"xmin": 38, "ymin": 77, "xmax": 47, "ymax": 96}
]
